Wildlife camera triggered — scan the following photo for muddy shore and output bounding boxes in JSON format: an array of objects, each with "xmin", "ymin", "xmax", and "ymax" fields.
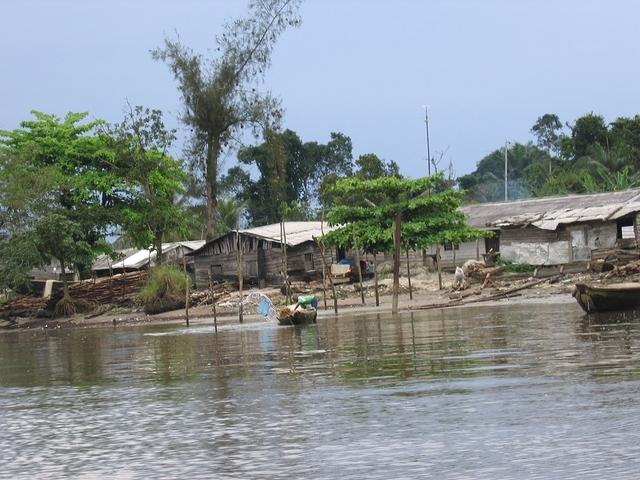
[{"xmin": 0, "ymin": 271, "xmax": 586, "ymax": 331}]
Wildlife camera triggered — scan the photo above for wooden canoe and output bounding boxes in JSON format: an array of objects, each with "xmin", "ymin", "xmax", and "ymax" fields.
[
  {"xmin": 277, "ymin": 306, "xmax": 318, "ymax": 326},
  {"xmin": 573, "ymin": 282, "xmax": 640, "ymax": 313}
]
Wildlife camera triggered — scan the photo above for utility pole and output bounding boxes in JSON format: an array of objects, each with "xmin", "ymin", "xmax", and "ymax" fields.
[
  {"xmin": 504, "ymin": 140, "xmax": 509, "ymax": 201},
  {"xmin": 424, "ymin": 105, "xmax": 431, "ymax": 176}
]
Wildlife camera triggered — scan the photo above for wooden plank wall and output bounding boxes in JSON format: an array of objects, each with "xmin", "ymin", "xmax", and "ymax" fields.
[{"xmin": 192, "ymin": 239, "xmax": 334, "ymax": 289}]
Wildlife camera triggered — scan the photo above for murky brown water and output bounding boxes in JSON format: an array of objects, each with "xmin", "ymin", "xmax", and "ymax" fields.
[{"xmin": 2, "ymin": 302, "xmax": 640, "ymax": 479}]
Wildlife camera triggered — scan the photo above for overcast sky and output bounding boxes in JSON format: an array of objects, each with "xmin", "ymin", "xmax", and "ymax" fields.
[{"xmin": 1, "ymin": 0, "xmax": 638, "ymax": 178}]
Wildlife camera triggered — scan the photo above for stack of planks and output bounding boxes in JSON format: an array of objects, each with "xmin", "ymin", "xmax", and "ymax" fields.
[
  {"xmin": 1, "ymin": 271, "xmax": 148, "ymax": 318},
  {"xmin": 190, "ymin": 282, "xmax": 233, "ymax": 306},
  {"xmin": 51, "ymin": 271, "xmax": 148, "ymax": 304}
]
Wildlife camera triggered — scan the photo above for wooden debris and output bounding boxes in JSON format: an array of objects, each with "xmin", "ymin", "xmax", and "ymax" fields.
[
  {"xmin": 414, "ymin": 275, "xmax": 561, "ymax": 312},
  {"xmin": 603, "ymin": 259, "xmax": 640, "ymax": 279}
]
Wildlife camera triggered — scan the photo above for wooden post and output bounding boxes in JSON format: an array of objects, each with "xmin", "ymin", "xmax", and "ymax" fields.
[
  {"xmin": 320, "ymin": 240, "xmax": 328, "ymax": 310},
  {"xmin": 121, "ymin": 259, "xmax": 126, "ymax": 300},
  {"xmin": 436, "ymin": 245, "xmax": 443, "ymax": 290},
  {"xmin": 208, "ymin": 270, "xmax": 218, "ymax": 334},
  {"xmin": 452, "ymin": 244, "xmax": 457, "ymax": 267},
  {"xmin": 319, "ymin": 217, "xmax": 338, "ymax": 314},
  {"xmin": 406, "ymin": 248, "xmax": 413, "ymax": 300},
  {"xmin": 476, "ymin": 238, "xmax": 480, "ymax": 261},
  {"xmin": 392, "ymin": 210, "xmax": 401, "ymax": 314},
  {"xmin": 236, "ymin": 228, "xmax": 244, "ymax": 324},
  {"xmin": 353, "ymin": 225, "xmax": 365, "ymax": 305},
  {"xmin": 373, "ymin": 251, "xmax": 380, "ymax": 307},
  {"xmin": 183, "ymin": 256, "xmax": 189, "ymax": 326},
  {"xmin": 282, "ymin": 220, "xmax": 291, "ymax": 304}
]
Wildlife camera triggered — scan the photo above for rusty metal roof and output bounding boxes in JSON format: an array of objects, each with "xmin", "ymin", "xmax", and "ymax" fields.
[{"xmin": 461, "ymin": 188, "xmax": 640, "ymax": 231}]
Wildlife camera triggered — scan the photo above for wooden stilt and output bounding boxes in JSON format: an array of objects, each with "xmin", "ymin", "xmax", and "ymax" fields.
[
  {"xmin": 209, "ymin": 270, "xmax": 218, "ymax": 334},
  {"xmin": 373, "ymin": 252, "xmax": 380, "ymax": 307},
  {"xmin": 406, "ymin": 248, "xmax": 413, "ymax": 300},
  {"xmin": 392, "ymin": 211, "xmax": 401, "ymax": 314},
  {"xmin": 183, "ymin": 256, "xmax": 189, "ymax": 326},
  {"xmin": 353, "ymin": 225, "xmax": 365, "ymax": 305},
  {"xmin": 436, "ymin": 245, "xmax": 443, "ymax": 290}
]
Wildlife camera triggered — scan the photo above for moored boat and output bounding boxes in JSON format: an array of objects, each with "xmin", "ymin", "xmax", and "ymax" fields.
[
  {"xmin": 277, "ymin": 305, "xmax": 317, "ymax": 325},
  {"xmin": 572, "ymin": 282, "xmax": 640, "ymax": 313}
]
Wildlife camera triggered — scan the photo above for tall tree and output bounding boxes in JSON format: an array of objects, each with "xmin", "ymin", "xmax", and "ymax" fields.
[
  {"xmin": 232, "ymin": 128, "xmax": 353, "ymax": 224},
  {"xmin": 355, "ymin": 153, "xmax": 400, "ymax": 179},
  {"xmin": 0, "ymin": 112, "xmax": 116, "ymax": 313},
  {"xmin": 152, "ymin": 0, "xmax": 301, "ymax": 240},
  {"xmin": 531, "ymin": 113, "xmax": 563, "ymax": 157},
  {"xmin": 104, "ymin": 105, "xmax": 188, "ymax": 261},
  {"xmin": 325, "ymin": 174, "xmax": 485, "ymax": 313}
]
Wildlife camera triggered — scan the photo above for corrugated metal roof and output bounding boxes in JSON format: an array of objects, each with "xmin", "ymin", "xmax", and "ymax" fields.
[
  {"xmin": 190, "ymin": 221, "xmax": 337, "ymax": 257},
  {"xmin": 92, "ymin": 241, "xmax": 206, "ymax": 271},
  {"xmin": 461, "ymin": 188, "xmax": 640, "ymax": 231},
  {"xmin": 238, "ymin": 221, "xmax": 336, "ymax": 246}
]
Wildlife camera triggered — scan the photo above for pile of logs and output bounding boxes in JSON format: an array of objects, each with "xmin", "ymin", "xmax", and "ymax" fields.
[
  {"xmin": 0, "ymin": 296, "xmax": 49, "ymax": 318},
  {"xmin": 603, "ymin": 259, "xmax": 640, "ymax": 279},
  {"xmin": 461, "ymin": 260, "xmax": 505, "ymax": 289},
  {"xmin": 190, "ymin": 282, "xmax": 233, "ymax": 306},
  {"xmin": 53, "ymin": 271, "xmax": 149, "ymax": 305},
  {"xmin": 0, "ymin": 271, "xmax": 149, "ymax": 318}
]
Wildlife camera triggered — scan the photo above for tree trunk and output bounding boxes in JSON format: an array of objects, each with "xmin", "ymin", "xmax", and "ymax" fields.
[
  {"xmin": 392, "ymin": 210, "xmax": 401, "ymax": 314},
  {"xmin": 155, "ymin": 236, "xmax": 163, "ymax": 265},
  {"xmin": 436, "ymin": 245, "xmax": 443, "ymax": 290},
  {"xmin": 406, "ymin": 248, "xmax": 413, "ymax": 300},
  {"xmin": 205, "ymin": 136, "xmax": 220, "ymax": 241},
  {"xmin": 59, "ymin": 255, "xmax": 70, "ymax": 300}
]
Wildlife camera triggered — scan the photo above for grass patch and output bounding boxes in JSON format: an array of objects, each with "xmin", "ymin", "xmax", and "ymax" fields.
[
  {"xmin": 139, "ymin": 265, "xmax": 189, "ymax": 314},
  {"xmin": 497, "ymin": 259, "xmax": 536, "ymax": 273}
]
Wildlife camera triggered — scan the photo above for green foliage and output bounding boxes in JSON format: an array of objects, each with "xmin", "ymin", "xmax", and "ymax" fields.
[
  {"xmin": 497, "ymin": 259, "xmax": 535, "ymax": 273},
  {"xmin": 228, "ymin": 128, "xmax": 352, "ymax": 224},
  {"xmin": 139, "ymin": 265, "xmax": 189, "ymax": 313},
  {"xmin": 458, "ymin": 142, "xmax": 550, "ymax": 202},
  {"xmin": 0, "ymin": 111, "xmax": 118, "ymax": 293},
  {"xmin": 104, "ymin": 105, "xmax": 189, "ymax": 257},
  {"xmin": 323, "ymin": 173, "xmax": 487, "ymax": 252},
  {"xmin": 152, "ymin": 0, "xmax": 301, "ymax": 239},
  {"xmin": 0, "ymin": 232, "xmax": 44, "ymax": 292},
  {"xmin": 461, "ymin": 111, "xmax": 640, "ymax": 201},
  {"xmin": 531, "ymin": 113, "xmax": 562, "ymax": 156},
  {"xmin": 354, "ymin": 153, "xmax": 399, "ymax": 179}
]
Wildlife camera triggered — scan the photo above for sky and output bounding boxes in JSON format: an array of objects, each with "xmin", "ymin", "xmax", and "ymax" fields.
[{"xmin": 1, "ymin": 0, "xmax": 639, "ymax": 178}]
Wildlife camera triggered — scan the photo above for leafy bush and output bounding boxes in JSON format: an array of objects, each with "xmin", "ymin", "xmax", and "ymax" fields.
[
  {"xmin": 139, "ymin": 265, "xmax": 189, "ymax": 314},
  {"xmin": 497, "ymin": 259, "xmax": 535, "ymax": 273}
]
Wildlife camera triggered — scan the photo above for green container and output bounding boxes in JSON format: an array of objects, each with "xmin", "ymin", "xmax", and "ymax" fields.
[{"xmin": 297, "ymin": 294, "xmax": 316, "ymax": 306}]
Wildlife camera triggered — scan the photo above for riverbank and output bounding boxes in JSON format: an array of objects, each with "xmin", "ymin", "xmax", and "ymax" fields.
[{"xmin": 0, "ymin": 270, "xmax": 584, "ymax": 331}]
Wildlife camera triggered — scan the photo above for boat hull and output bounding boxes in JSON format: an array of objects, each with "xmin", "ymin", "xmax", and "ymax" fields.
[
  {"xmin": 573, "ymin": 282, "xmax": 640, "ymax": 313},
  {"xmin": 277, "ymin": 307, "xmax": 317, "ymax": 326}
]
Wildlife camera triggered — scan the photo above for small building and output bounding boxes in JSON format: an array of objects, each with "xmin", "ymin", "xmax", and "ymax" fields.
[
  {"xmin": 189, "ymin": 222, "xmax": 337, "ymax": 289},
  {"xmin": 461, "ymin": 188, "xmax": 640, "ymax": 266},
  {"xmin": 92, "ymin": 240, "xmax": 206, "ymax": 277}
]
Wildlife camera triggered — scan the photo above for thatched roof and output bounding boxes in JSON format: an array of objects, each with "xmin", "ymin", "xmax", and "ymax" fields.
[{"xmin": 461, "ymin": 188, "xmax": 640, "ymax": 231}]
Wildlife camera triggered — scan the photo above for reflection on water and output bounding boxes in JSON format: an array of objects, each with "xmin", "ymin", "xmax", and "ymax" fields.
[{"xmin": 2, "ymin": 303, "xmax": 640, "ymax": 479}]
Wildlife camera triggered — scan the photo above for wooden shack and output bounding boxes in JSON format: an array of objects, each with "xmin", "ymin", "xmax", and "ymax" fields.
[{"xmin": 189, "ymin": 222, "xmax": 337, "ymax": 289}]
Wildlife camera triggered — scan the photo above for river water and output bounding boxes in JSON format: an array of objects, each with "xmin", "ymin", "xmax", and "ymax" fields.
[{"xmin": 2, "ymin": 301, "xmax": 640, "ymax": 479}]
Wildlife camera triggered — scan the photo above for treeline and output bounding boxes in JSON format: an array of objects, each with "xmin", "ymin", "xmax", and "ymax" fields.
[
  {"xmin": 458, "ymin": 112, "xmax": 640, "ymax": 202},
  {"xmin": 0, "ymin": 0, "xmax": 407, "ymax": 303}
]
